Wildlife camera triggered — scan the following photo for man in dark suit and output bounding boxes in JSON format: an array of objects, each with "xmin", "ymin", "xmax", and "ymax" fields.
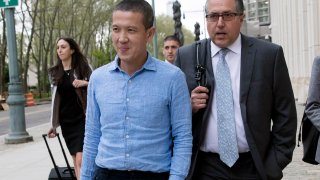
[{"xmin": 175, "ymin": 0, "xmax": 297, "ymax": 179}]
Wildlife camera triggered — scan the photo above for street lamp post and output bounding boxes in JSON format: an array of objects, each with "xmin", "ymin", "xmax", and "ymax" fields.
[
  {"xmin": 151, "ymin": 0, "xmax": 158, "ymax": 58},
  {"xmin": 4, "ymin": 7, "xmax": 33, "ymax": 144},
  {"xmin": 183, "ymin": 7, "xmax": 207, "ymax": 39},
  {"xmin": 173, "ymin": 0, "xmax": 184, "ymax": 46}
]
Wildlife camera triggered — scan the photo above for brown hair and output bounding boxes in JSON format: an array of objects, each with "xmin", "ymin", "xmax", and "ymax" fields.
[{"xmin": 49, "ymin": 37, "xmax": 91, "ymax": 85}]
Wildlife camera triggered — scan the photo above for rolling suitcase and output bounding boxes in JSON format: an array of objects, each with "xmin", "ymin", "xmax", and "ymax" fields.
[{"xmin": 42, "ymin": 133, "xmax": 76, "ymax": 180}]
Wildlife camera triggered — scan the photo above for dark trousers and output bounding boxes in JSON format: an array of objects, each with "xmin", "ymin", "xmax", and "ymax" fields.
[
  {"xmin": 194, "ymin": 151, "xmax": 262, "ymax": 180},
  {"xmin": 93, "ymin": 167, "xmax": 169, "ymax": 180}
]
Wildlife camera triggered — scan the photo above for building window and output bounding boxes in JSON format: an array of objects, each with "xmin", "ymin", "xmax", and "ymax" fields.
[{"xmin": 248, "ymin": 3, "xmax": 256, "ymax": 11}]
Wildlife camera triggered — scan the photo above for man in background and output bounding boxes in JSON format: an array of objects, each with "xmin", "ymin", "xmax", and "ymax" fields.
[{"xmin": 163, "ymin": 35, "xmax": 181, "ymax": 64}]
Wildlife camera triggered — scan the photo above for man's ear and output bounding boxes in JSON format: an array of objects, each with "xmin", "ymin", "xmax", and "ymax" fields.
[
  {"xmin": 146, "ymin": 27, "xmax": 156, "ymax": 42},
  {"xmin": 239, "ymin": 13, "xmax": 245, "ymax": 23}
]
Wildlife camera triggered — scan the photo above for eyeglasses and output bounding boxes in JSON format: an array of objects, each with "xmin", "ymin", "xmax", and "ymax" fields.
[{"xmin": 205, "ymin": 12, "xmax": 243, "ymax": 22}]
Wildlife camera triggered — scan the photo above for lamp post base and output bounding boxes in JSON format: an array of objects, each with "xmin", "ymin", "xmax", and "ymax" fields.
[{"xmin": 5, "ymin": 133, "xmax": 33, "ymax": 144}]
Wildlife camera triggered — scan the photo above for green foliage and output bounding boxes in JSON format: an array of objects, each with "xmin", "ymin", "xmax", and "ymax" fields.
[
  {"xmin": 33, "ymin": 92, "xmax": 51, "ymax": 99},
  {"xmin": 29, "ymin": 0, "xmax": 116, "ymax": 92},
  {"xmin": 182, "ymin": 26, "xmax": 196, "ymax": 46},
  {"xmin": 8, "ymin": 0, "xmax": 197, "ymax": 95},
  {"xmin": 4, "ymin": 63, "xmax": 9, "ymax": 84},
  {"xmin": 148, "ymin": 14, "xmax": 195, "ymax": 60},
  {"xmin": 91, "ymin": 48, "xmax": 116, "ymax": 69}
]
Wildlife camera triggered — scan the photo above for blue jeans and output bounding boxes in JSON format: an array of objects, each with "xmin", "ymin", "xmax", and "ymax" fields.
[{"xmin": 93, "ymin": 167, "xmax": 169, "ymax": 180}]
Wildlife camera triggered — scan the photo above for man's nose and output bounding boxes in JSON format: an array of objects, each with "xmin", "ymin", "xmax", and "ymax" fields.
[
  {"xmin": 217, "ymin": 16, "xmax": 225, "ymax": 27},
  {"xmin": 119, "ymin": 32, "xmax": 128, "ymax": 42}
]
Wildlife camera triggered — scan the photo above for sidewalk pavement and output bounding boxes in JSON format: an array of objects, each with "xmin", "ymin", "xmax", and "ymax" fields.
[
  {"xmin": 282, "ymin": 102, "xmax": 320, "ymax": 180},
  {"xmin": 0, "ymin": 103, "xmax": 320, "ymax": 180},
  {"xmin": 0, "ymin": 124, "xmax": 72, "ymax": 180}
]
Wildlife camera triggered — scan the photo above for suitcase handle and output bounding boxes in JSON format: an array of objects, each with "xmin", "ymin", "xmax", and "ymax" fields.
[{"xmin": 42, "ymin": 133, "xmax": 76, "ymax": 180}]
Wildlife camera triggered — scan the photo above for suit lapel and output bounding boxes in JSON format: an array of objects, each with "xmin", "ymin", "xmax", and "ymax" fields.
[
  {"xmin": 240, "ymin": 35, "xmax": 256, "ymax": 103},
  {"xmin": 205, "ymin": 39, "xmax": 213, "ymax": 81},
  {"xmin": 199, "ymin": 39, "xmax": 214, "ymax": 145},
  {"xmin": 203, "ymin": 39, "xmax": 214, "ymax": 115},
  {"xmin": 239, "ymin": 35, "xmax": 269, "ymax": 180}
]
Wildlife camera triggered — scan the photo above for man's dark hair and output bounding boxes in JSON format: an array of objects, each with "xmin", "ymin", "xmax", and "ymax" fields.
[
  {"xmin": 164, "ymin": 35, "xmax": 181, "ymax": 46},
  {"xmin": 204, "ymin": 0, "xmax": 245, "ymax": 14},
  {"xmin": 113, "ymin": 0, "xmax": 154, "ymax": 29}
]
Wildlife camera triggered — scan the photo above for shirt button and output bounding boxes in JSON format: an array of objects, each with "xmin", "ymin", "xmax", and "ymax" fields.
[
  {"xmin": 126, "ymin": 116, "xmax": 129, "ymax": 120},
  {"xmin": 126, "ymin": 154, "xmax": 130, "ymax": 157},
  {"xmin": 126, "ymin": 98, "xmax": 129, "ymax": 102},
  {"xmin": 126, "ymin": 135, "xmax": 129, "ymax": 138}
]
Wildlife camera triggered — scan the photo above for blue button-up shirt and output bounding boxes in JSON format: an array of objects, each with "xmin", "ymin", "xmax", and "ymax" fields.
[{"xmin": 80, "ymin": 53, "xmax": 192, "ymax": 180}]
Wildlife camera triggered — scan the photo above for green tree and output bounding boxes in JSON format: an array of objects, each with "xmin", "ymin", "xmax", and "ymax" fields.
[
  {"xmin": 149, "ymin": 14, "xmax": 195, "ymax": 60},
  {"xmin": 0, "ymin": 9, "xmax": 7, "ymax": 95},
  {"xmin": 30, "ymin": 0, "xmax": 114, "ymax": 94},
  {"xmin": 1, "ymin": 1, "xmax": 196, "ymax": 96}
]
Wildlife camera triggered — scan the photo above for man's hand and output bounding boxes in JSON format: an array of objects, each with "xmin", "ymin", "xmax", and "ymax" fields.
[{"xmin": 191, "ymin": 86, "xmax": 209, "ymax": 113}]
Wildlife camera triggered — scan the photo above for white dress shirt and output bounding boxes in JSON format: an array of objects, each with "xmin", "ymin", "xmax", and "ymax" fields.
[{"xmin": 200, "ymin": 35, "xmax": 250, "ymax": 153}]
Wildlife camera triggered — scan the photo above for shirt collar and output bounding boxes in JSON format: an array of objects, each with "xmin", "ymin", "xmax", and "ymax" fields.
[
  {"xmin": 211, "ymin": 34, "xmax": 242, "ymax": 57},
  {"xmin": 107, "ymin": 52, "xmax": 157, "ymax": 72},
  {"xmin": 165, "ymin": 59, "xmax": 173, "ymax": 64}
]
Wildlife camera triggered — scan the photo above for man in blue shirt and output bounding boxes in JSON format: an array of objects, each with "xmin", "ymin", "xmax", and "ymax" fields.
[{"xmin": 80, "ymin": 1, "xmax": 192, "ymax": 180}]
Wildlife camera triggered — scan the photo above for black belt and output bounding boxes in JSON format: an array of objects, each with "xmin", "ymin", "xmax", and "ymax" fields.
[
  {"xmin": 97, "ymin": 167, "xmax": 169, "ymax": 178},
  {"xmin": 201, "ymin": 150, "xmax": 252, "ymax": 159}
]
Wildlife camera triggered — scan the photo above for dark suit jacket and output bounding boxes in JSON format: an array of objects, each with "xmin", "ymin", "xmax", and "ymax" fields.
[
  {"xmin": 305, "ymin": 56, "xmax": 320, "ymax": 162},
  {"xmin": 175, "ymin": 35, "xmax": 297, "ymax": 180}
]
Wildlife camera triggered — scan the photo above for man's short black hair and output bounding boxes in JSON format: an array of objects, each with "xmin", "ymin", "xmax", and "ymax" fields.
[
  {"xmin": 164, "ymin": 35, "xmax": 181, "ymax": 47},
  {"xmin": 113, "ymin": 0, "xmax": 154, "ymax": 29}
]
